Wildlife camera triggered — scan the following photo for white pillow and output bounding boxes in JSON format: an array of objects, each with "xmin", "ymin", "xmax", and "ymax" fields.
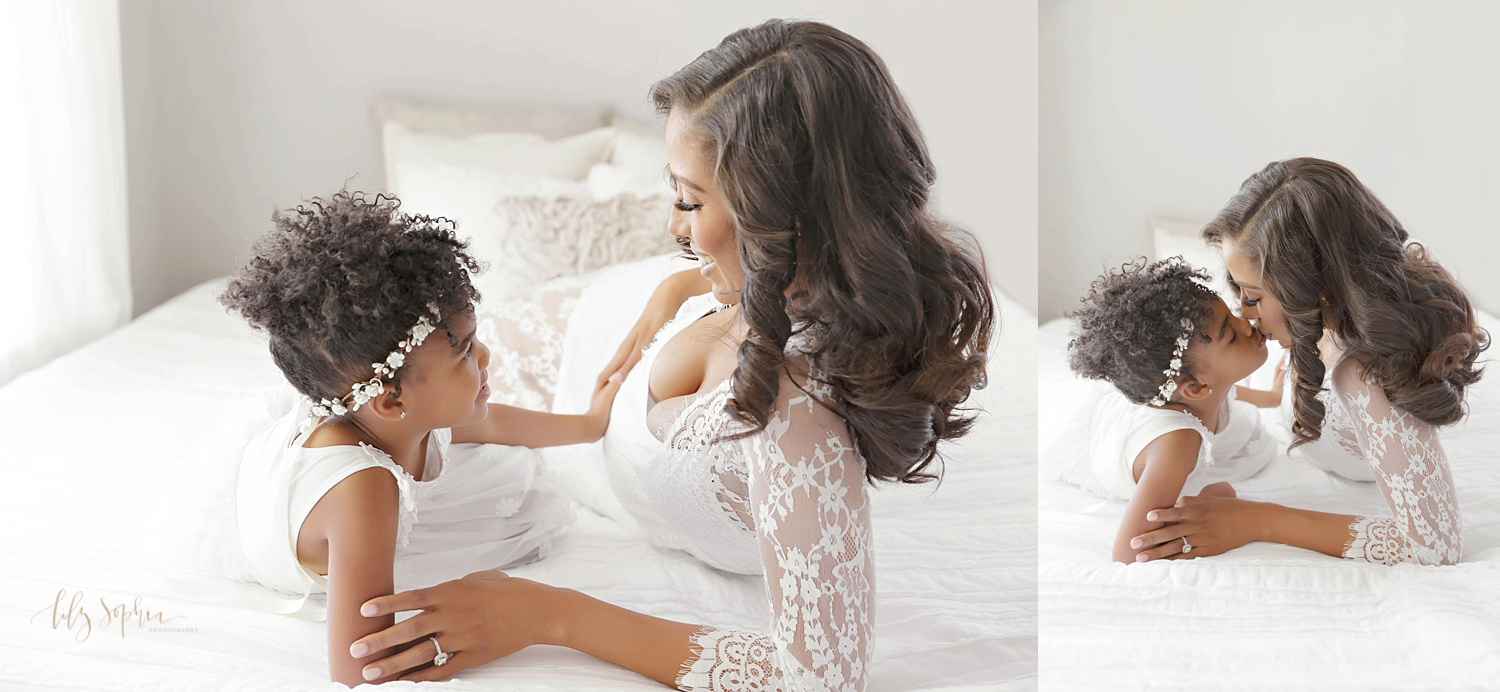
[
  {"xmin": 607, "ymin": 117, "xmax": 669, "ymax": 175},
  {"xmin": 370, "ymin": 97, "xmax": 610, "ymax": 141},
  {"xmin": 383, "ymin": 122, "xmax": 614, "ymax": 193},
  {"xmin": 543, "ymin": 254, "xmax": 697, "ymax": 526}
]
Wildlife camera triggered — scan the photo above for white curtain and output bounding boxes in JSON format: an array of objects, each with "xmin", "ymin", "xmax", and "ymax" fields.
[{"xmin": 0, "ymin": 0, "xmax": 131, "ymax": 387}]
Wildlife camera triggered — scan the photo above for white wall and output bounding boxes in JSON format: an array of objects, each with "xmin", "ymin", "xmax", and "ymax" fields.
[
  {"xmin": 1040, "ymin": 0, "xmax": 1500, "ymax": 321},
  {"xmin": 121, "ymin": 0, "xmax": 1036, "ymax": 317}
]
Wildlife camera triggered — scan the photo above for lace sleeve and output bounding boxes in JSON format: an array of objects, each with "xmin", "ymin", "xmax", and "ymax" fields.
[
  {"xmin": 675, "ymin": 377, "xmax": 874, "ymax": 691},
  {"xmin": 1329, "ymin": 364, "xmax": 1463, "ymax": 565}
]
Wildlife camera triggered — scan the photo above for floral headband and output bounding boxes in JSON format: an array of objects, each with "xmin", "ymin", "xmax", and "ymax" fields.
[
  {"xmin": 304, "ymin": 302, "xmax": 442, "ymax": 425},
  {"xmin": 1150, "ymin": 317, "xmax": 1196, "ymax": 407}
]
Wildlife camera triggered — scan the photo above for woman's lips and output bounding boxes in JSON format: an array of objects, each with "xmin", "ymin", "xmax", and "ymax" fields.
[
  {"xmin": 700, "ymin": 260, "xmax": 716, "ymax": 279},
  {"xmin": 477, "ymin": 382, "xmax": 490, "ymax": 401}
]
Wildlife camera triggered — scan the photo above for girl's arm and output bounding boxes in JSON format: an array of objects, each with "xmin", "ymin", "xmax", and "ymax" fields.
[
  {"xmin": 451, "ymin": 372, "xmax": 623, "ymax": 447},
  {"xmin": 1232, "ymin": 352, "xmax": 1287, "ymax": 408},
  {"xmin": 1113, "ymin": 429, "xmax": 1200, "ymax": 563},
  {"xmin": 318, "ymin": 467, "xmax": 408, "ymax": 685}
]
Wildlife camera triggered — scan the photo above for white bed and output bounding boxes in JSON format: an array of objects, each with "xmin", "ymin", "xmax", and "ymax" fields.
[
  {"xmin": 1038, "ymin": 309, "xmax": 1500, "ymax": 690},
  {"xmin": 0, "ymin": 267, "xmax": 1036, "ymax": 690}
]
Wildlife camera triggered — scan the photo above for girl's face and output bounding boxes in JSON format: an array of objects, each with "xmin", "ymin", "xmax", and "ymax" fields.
[
  {"xmin": 396, "ymin": 311, "xmax": 491, "ymax": 428},
  {"xmin": 665, "ymin": 107, "xmax": 743, "ymax": 304},
  {"xmin": 1221, "ymin": 237, "xmax": 1290, "ymax": 348},
  {"xmin": 1186, "ymin": 295, "xmax": 1269, "ymax": 391}
]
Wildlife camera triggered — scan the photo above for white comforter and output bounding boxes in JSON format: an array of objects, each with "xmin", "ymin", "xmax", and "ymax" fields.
[
  {"xmin": 1038, "ymin": 314, "xmax": 1500, "ymax": 690},
  {"xmin": 0, "ymin": 277, "xmax": 1035, "ymax": 690}
]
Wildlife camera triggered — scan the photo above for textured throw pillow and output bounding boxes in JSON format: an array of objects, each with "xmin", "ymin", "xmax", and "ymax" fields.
[
  {"xmin": 475, "ymin": 271, "xmax": 597, "ymax": 411},
  {"xmin": 485, "ymin": 194, "xmax": 678, "ymax": 298}
]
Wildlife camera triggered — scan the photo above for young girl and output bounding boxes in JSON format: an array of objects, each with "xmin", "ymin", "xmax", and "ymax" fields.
[
  {"xmin": 219, "ymin": 192, "xmax": 622, "ymax": 685},
  {"xmin": 1057, "ymin": 257, "xmax": 1281, "ymax": 563}
]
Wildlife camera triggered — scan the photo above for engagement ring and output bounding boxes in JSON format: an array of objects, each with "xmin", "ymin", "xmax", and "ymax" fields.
[
  {"xmin": 430, "ymin": 636, "xmax": 450, "ymax": 666},
  {"xmin": 1181, "ymin": 537, "xmax": 1193, "ymax": 554}
]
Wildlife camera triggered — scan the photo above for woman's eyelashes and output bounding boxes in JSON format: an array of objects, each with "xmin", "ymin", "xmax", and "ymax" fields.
[
  {"xmin": 673, "ymin": 234, "xmax": 697, "ymax": 260},
  {"xmin": 673, "ymin": 200, "xmax": 703, "ymax": 212}
]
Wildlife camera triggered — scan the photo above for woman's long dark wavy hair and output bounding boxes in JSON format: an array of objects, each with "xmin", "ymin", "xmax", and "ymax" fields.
[
  {"xmin": 1203, "ymin": 158, "xmax": 1488, "ymax": 447},
  {"xmin": 219, "ymin": 192, "xmax": 482, "ymax": 407},
  {"xmin": 650, "ymin": 19, "xmax": 995, "ymax": 484}
]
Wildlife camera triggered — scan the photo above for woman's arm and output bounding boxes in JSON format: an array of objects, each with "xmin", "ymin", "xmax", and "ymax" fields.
[
  {"xmin": 451, "ymin": 372, "xmax": 623, "ymax": 447},
  {"xmin": 347, "ymin": 571, "xmax": 706, "ymax": 685},
  {"xmin": 1326, "ymin": 363, "xmax": 1462, "ymax": 565},
  {"xmin": 1113, "ymin": 429, "xmax": 1200, "ymax": 563},
  {"xmin": 594, "ymin": 268, "xmax": 711, "ymax": 389},
  {"xmin": 1134, "ymin": 365, "xmax": 1461, "ymax": 564},
  {"xmin": 1131, "ymin": 497, "xmax": 1358, "ymax": 561},
  {"xmin": 351, "ymin": 373, "xmax": 877, "ymax": 690},
  {"xmin": 318, "ymin": 467, "xmax": 408, "ymax": 685}
]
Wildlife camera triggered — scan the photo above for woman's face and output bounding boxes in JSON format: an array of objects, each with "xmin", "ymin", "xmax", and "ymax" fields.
[
  {"xmin": 398, "ymin": 310, "xmax": 491, "ymax": 427},
  {"xmin": 1186, "ymin": 295, "xmax": 1269, "ymax": 392},
  {"xmin": 665, "ymin": 107, "xmax": 743, "ymax": 304},
  {"xmin": 1221, "ymin": 237, "xmax": 1290, "ymax": 348}
]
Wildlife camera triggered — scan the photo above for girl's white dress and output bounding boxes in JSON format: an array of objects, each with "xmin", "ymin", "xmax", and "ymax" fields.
[
  {"xmin": 1049, "ymin": 380, "xmax": 1274, "ymax": 502},
  {"xmin": 227, "ymin": 394, "xmax": 569, "ymax": 617},
  {"xmin": 1282, "ymin": 341, "xmax": 1462, "ymax": 565},
  {"xmin": 601, "ymin": 293, "xmax": 874, "ymax": 692}
]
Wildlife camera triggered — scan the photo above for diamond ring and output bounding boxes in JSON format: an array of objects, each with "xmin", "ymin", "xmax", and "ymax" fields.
[
  {"xmin": 1181, "ymin": 537, "xmax": 1193, "ymax": 554},
  {"xmin": 430, "ymin": 636, "xmax": 450, "ymax": 666}
]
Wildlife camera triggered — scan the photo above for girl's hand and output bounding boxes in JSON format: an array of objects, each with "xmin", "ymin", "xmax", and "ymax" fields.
[
  {"xmin": 1128, "ymin": 495, "xmax": 1266, "ymax": 562},
  {"xmin": 350, "ymin": 570, "xmax": 563, "ymax": 683},
  {"xmin": 1271, "ymin": 352, "xmax": 1289, "ymax": 399},
  {"xmin": 582, "ymin": 372, "xmax": 625, "ymax": 439},
  {"xmin": 595, "ymin": 269, "xmax": 709, "ymax": 390}
]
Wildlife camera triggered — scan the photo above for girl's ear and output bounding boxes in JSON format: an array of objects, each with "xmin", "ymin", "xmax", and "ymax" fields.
[
  {"xmin": 1177, "ymin": 378, "xmax": 1213, "ymax": 402},
  {"xmin": 367, "ymin": 388, "xmax": 405, "ymax": 423}
]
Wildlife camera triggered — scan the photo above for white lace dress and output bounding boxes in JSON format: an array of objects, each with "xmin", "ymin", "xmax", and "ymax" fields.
[
  {"xmin": 608, "ymin": 295, "xmax": 874, "ymax": 691},
  {"xmin": 1291, "ymin": 343, "xmax": 1463, "ymax": 565}
]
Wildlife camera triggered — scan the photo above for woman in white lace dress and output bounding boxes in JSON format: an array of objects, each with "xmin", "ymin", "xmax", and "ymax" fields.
[
  {"xmin": 341, "ymin": 19, "xmax": 995, "ymax": 689},
  {"xmin": 1129, "ymin": 158, "xmax": 1488, "ymax": 566}
]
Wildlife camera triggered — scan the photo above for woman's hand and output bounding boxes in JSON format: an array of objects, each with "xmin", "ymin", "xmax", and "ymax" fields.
[
  {"xmin": 349, "ymin": 570, "xmax": 564, "ymax": 682},
  {"xmin": 1128, "ymin": 495, "xmax": 1267, "ymax": 562},
  {"xmin": 595, "ymin": 269, "xmax": 710, "ymax": 390}
]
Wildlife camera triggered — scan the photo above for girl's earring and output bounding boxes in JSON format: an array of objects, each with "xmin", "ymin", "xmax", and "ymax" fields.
[{"xmin": 400, "ymin": 411, "xmax": 407, "ymax": 420}]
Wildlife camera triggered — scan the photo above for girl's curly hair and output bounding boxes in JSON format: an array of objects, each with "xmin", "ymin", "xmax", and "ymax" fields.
[
  {"xmin": 650, "ymin": 19, "xmax": 995, "ymax": 485},
  {"xmin": 1067, "ymin": 257, "xmax": 1219, "ymax": 405},
  {"xmin": 219, "ymin": 191, "xmax": 482, "ymax": 405},
  {"xmin": 1203, "ymin": 158, "xmax": 1488, "ymax": 447}
]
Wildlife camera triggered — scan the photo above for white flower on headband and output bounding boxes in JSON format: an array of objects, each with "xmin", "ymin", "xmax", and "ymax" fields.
[
  {"xmin": 1150, "ymin": 317, "xmax": 1197, "ymax": 407},
  {"xmin": 306, "ymin": 305, "xmax": 443, "ymax": 422}
]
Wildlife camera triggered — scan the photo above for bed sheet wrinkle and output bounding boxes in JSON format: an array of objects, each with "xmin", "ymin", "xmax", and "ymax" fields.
[{"xmin": 2, "ymin": 277, "xmax": 1033, "ymax": 690}]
